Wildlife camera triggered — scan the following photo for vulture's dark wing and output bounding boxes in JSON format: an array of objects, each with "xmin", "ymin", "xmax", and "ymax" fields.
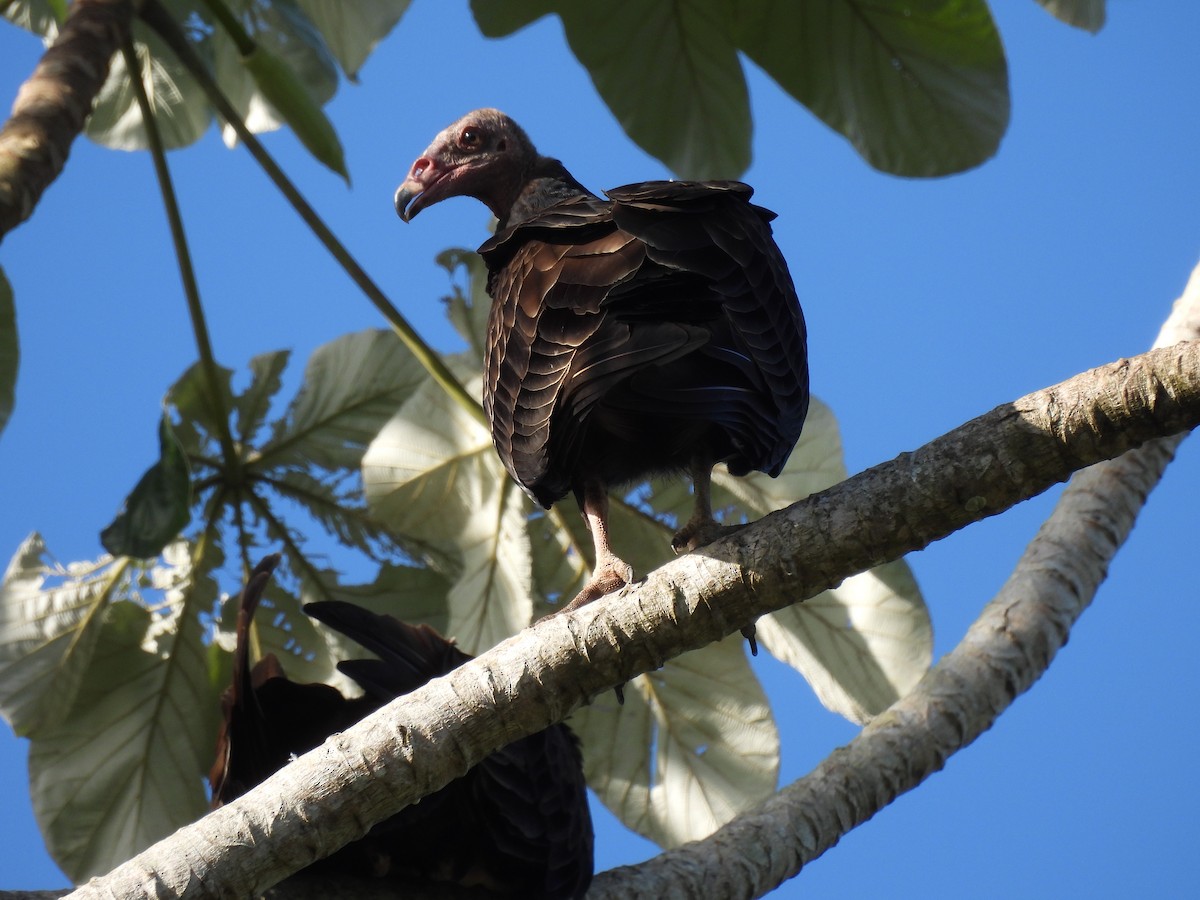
[
  {"xmin": 468, "ymin": 723, "xmax": 593, "ymax": 900},
  {"xmin": 304, "ymin": 601, "xmax": 595, "ymax": 900},
  {"xmin": 606, "ymin": 180, "xmax": 809, "ymax": 475},
  {"xmin": 480, "ymin": 181, "xmax": 808, "ymax": 505},
  {"xmin": 304, "ymin": 599, "xmax": 470, "ymax": 698}
]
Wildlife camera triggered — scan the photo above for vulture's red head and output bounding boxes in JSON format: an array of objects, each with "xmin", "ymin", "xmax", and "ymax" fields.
[{"xmin": 395, "ymin": 108, "xmax": 538, "ymax": 222}]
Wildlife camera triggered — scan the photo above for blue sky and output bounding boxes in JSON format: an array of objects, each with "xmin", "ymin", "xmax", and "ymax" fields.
[{"xmin": 1, "ymin": 1, "xmax": 1198, "ymax": 895}]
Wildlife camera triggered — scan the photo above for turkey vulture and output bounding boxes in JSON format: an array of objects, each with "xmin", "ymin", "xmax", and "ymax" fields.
[
  {"xmin": 211, "ymin": 555, "xmax": 593, "ymax": 899},
  {"xmin": 394, "ymin": 109, "xmax": 809, "ymax": 622}
]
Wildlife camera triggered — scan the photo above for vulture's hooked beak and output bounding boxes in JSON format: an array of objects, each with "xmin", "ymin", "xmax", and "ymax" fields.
[
  {"xmin": 394, "ymin": 181, "xmax": 421, "ymax": 222},
  {"xmin": 395, "ymin": 155, "xmax": 454, "ymax": 222}
]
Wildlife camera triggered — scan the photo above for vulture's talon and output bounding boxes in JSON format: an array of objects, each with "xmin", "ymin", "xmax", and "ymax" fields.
[
  {"xmin": 561, "ymin": 560, "xmax": 635, "ymax": 614},
  {"xmin": 741, "ymin": 622, "xmax": 759, "ymax": 656},
  {"xmin": 672, "ymin": 521, "xmax": 746, "ymax": 554}
]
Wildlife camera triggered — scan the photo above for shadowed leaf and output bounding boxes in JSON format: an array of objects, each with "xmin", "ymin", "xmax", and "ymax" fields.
[
  {"xmin": 473, "ymin": 0, "xmax": 1009, "ymax": 177},
  {"xmin": 100, "ymin": 415, "xmax": 192, "ymax": 560},
  {"xmin": 295, "ymin": 0, "xmax": 415, "ymax": 78}
]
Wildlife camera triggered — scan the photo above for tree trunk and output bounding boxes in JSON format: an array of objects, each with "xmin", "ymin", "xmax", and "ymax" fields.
[{"xmin": 0, "ymin": 0, "xmax": 137, "ymax": 243}]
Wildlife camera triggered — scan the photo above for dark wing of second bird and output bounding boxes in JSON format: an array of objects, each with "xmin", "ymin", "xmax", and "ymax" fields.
[
  {"xmin": 480, "ymin": 180, "xmax": 809, "ymax": 508},
  {"xmin": 211, "ymin": 575, "xmax": 593, "ymax": 899},
  {"xmin": 305, "ymin": 601, "xmax": 594, "ymax": 900}
]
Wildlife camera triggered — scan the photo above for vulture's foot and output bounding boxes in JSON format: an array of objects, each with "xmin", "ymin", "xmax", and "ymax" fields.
[
  {"xmin": 670, "ymin": 519, "xmax": 745, "ymax": 555},
  {"xmin": 560, "ymin": 557, "xmax": 635, "ymax": 614}
]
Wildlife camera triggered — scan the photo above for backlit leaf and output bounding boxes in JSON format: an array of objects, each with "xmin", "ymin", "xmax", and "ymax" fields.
[
  {"xmin": 264, "ymin": 329, "xmax": 427, "ymax": 472},
  {"xmin": 28, "ymin": 543, "xmax": 218, "ymax": 880},
  {"xmin": 212, "ymin": 0, "xmax": 339, "ymax": 149},
  {"xmin": 363, "ymin": 372, "xmax": 533, "ymax": 653},
  {"xmin": 0, "ymin": 536, "xmax": 124, "ymax": 737},
  {"xmin": 85, "ymin": 15, "xmax": 213, "ymax": 151},
  {"xmin": 757, "ymin": 559, "xmax": 932, "ymax": 723},
  {"xmin": 233, "ymin": 349, "xmax": 290, "ymax": 446},
  {"xmin": 572, "ymin": 635, "xmax": 778, "ymax": 847}
]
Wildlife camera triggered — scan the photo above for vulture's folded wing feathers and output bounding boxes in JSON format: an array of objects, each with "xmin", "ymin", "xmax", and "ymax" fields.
[{"xmin": 480, "ymin": 179, "xmax": 808, "ymax": 501}]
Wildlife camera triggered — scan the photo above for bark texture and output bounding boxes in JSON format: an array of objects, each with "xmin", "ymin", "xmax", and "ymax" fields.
[
  {"xmin": 61, "ymin": 338, "xmax": 1200, "ymax": 900},
  {"xmin": 0, "ymin": 0, "xmax": 136, "ymax": 243}
]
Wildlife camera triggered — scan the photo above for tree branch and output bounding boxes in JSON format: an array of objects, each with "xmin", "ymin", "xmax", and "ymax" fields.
[
  {"xmin": 586, "ymin": 264, "xmax": 1200, "ymax": 898},
  {"xmin": 0, "ymin": 0, "xmax": 138, "ymax": 243},
  {"xmin": 62, "ymin": 335, "xmax": 1200, "ymax": 898}
]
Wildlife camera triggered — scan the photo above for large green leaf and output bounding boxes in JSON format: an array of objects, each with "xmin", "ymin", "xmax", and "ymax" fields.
[
  {"xmin": 757, "ymin": 560, "xmax": 931, "ymax": 723},
  {"xmin": 1034, "ymin": 0, "xmax": 1105, "ymax": 33},
  {"xmin": 233, "ymin": 349, "xmax": 290, "ymax": 446},
  {"xmin": 263, "ymin": 329, "xmax": 428, "ymax": 473},
  {"xmin": 212, "ymin": 0, "xmax": 338, "ymax": 150},
  {"xmin": 474, "ymin": 0, "xmax": 1009, "ymax": 177},
  {"xmin": 100, "ymin": 414, "xmax": 192, "ymax": 560},
  {"xmin": 0, "ymin": 536, "xmax": 125, "ymax": 737},
  {"xmin": 5, "ymin": 0, "xmax": 404, "ymax": 160},
  {"xmin": 572, "ymin": 634, "xmax": 779, "ymax": 848},
  {"xmin": 27, "ymin": 541, "xmax": 218, "ymax": 881},
  {"xmin": 166, "ymin": 359, "xmax": 236, "ymax": 459},
  {"xmin": 295, "ymin": 0, "xmax": 414, "ymax": 78},
  {"xmin": 566, "ymin": 0, "xmax": 750, "ymax": 179},
  {"xmin": 1, "ymin": 0, "xmax": 62, "ymax": 35},
  {"xmin": 86, "ymin": 11, "xmax": 214, "ymax": 151},
  {"xmin": 0, "ymin": 266, "xmax": 15, "ymax": 439},
  {"xmin": 473, "ymin": 0, "xmax": 750, "ymax": 179},
  {"xmin": 736, "ymin": 0, "xmax": 1009, "ymax": 177},
  {"xmin": 364, "ymin": 372, "xmax": 533, "ymax": 653}
]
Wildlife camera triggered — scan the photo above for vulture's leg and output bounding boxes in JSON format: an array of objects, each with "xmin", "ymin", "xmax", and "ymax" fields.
[
  {"xmin": 561, "ymin": 481, "xmax": 635, "ymax": 613},
  {"xmin": 671, "ymin": 459, "xmax": 745, "ymax": 553},
  {"xmin": 671, "ymin": 460, "xmax": 758, "ymax": 655}
]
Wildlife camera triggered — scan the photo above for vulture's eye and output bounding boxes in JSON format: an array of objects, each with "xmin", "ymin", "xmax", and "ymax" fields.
[{"xmin": 460, "ymin": 128, "xmax": 482, "ymax": 149}]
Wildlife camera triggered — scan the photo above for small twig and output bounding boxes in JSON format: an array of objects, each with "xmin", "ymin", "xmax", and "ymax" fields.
[{"xmin": 120, "ymin": 36, "xmax": 241, "ymax": 482}]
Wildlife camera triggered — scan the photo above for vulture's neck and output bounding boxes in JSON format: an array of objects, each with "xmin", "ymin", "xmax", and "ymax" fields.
[{"xmin": 501, "ymin": 156, "xmax": 594, "ymax": 229}]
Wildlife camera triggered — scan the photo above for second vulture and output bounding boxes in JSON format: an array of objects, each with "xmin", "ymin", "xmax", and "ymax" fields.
[
  {"xmin": 211, "ymin": 555, "xmax": 593, "ymax": 898},
  {"xmin": 395, "ymin": 109, "xmax": 809, "ymax": 613}
]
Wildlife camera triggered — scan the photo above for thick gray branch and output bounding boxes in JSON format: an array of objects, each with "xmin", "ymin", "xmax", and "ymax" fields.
[
  {"xmin": 66, "ymin": 339, "xmax": 1200, "ymax": 899},
  {"xmin": 586, "ymin": 265, "xmax": 1200, "ymax": 898},
  {"xmin": 0, "ymin": 0, "xmax": 137, "ymax": 243}
]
